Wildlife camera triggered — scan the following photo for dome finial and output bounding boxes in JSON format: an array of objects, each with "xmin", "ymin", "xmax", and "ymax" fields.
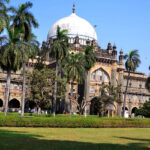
[{"xmin": 72, "ymin": 3, "xmax": 75, "ymax": 13}]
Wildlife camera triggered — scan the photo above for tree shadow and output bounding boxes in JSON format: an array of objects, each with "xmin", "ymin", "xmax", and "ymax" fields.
[
  {"xmin": 0, "ymin": 129, "xmax": 149, "ymax": 150},
  {"xmin": 116, "ymin": 136, "xmax": 150, "ymax": 143}
]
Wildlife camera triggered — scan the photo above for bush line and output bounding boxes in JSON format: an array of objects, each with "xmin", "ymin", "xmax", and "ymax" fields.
[{"xmin": 0, "ymin": 115, "xmax": 150, "ymax": 128}]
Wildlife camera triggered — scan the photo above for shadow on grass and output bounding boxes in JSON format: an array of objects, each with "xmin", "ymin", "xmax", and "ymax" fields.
[
  {"xmin": 116, "ymin": 136, "xmax": 150, "ymax": 143},
  {"xmin": 0, "ymin": 129, "xmax": 149, "ymax": 150}
]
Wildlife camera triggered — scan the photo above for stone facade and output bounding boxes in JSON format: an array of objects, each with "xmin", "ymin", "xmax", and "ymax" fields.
[
  {"xmin": 61, "ymin": 38, "xmax": 150, "ymax": 116},
  {"xmin": 0, "ymin": 70, "xmax": 22, "ymax": 112},
  {"xmin": 0, "ymin": 39, "xmax": 150, "ymax": 116}
]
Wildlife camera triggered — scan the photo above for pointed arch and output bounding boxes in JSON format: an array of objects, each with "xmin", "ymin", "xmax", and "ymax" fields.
[
  {"xmin": 90, "ymin": 68, "xmax": 110, "ymax": 83},
  {"xmin": 131, "ymin": 107, "xmax": 138, "ymax": 114}
]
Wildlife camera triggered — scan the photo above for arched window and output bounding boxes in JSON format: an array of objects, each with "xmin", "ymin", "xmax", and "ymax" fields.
[{"xmin": 91, "ymin": 68, "xmax": 110, "ymax": 83}]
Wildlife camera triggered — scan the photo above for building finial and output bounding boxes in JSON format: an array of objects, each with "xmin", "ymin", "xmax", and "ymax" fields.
[{"xmin": 73, "ymin": 3, "xmax": 75, "ymax": 13}]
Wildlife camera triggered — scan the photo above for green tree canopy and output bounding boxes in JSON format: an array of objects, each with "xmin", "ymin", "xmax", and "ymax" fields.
[
  {"xmin": 11, "ymin": 2, "xmax": 38, "ymax": 42},
  {"xmin": 27, "ymin": 67, "xmax": 66, "ymax": 114},
  {"xmin": 136, "ymin": 100, "xmax": 150, "ymax": 117}
]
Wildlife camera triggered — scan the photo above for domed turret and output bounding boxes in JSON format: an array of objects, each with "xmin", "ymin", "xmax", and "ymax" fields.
[{"xmin": 47, "ymin": 5, "xmax": 97, "ymax": 45}]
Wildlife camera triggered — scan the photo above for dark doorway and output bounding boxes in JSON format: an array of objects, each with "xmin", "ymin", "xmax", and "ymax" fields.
[
  {"xmin": 25, "ymin": 100, "xmax": 36, "ymax": 109},
  {"xmin": 9, "ymin": 99, "xmax": 20, "ymax": 108},
  {"xmin": 0, "ymin": 99, "xmax": 3, "ymax": 107},
  {"xmin": 132, "ymin": 107, "xmax": 137, "ymax": 114},
  {"xmin": 90, "ymin": 97, "xmax": 100, "ymax": 115},
  {"xmin": 122, "ymin": 107, "xmax": 128, "ymax": 110}
]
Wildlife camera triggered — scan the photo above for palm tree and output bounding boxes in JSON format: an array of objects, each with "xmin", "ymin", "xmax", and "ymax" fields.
[
  {"xmin": 123, "ymin": 50, "xmax": 141, "ymax": 117},
  {"xmin": 11, "ymin": 2, "xmax": 39, "ymax": 117},
  {"xmin": 19, "ymin": 34, "xmax": 39, "ymax": 117},
  {"xmin": 0, "ymin": 17, "xmax": 23, "ymax": 116},
  {"xmin": 49, "ymin": 26, "xmax": 69, "ymax": 117},
  {"xmin": 84, "ymin": 45, "xmax": 96, "ymax": 117},
  {"xmin": 0, "ymin": 0, "xmax": 9, "ymax": 33},
  {"xmin": 63, "ymin": 53, "xmax": 85, "ymax": 116},
  {"xmin": 11, "ymin": 2, "xmax": 38, "ymax": 41}
]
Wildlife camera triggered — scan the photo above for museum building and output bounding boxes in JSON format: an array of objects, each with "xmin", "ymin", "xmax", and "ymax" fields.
[{"xmin": 0, "ymin": 5, "xmax": 150, "ymax": 116}]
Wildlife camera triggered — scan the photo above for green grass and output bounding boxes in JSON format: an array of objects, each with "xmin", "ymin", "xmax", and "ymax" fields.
[{"xmin": 0, "ymin": 127, "xmax": 150, "ymax": 150}]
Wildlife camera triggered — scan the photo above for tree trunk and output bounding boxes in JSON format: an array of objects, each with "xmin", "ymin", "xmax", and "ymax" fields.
[
  {"xmin": 70, "ymin": 82, "xmax": 73, "ymax": 117},
  {"xmin": 84, "ymin": 70, "xmax": 90, "ymax": 117},
  {"xmin": 4, "ymin": 69, "xmax": 11, "ymax": 116},
  {"xmin": 53, "ymin": 61, "xmax": 58, "ymax": 117},
  {"xmin": 64, "ymin": 83, "xmax": 69, "ymax": 113},
  {"xmin": 123, "ymin": 71, "xmax": 130, "ymax": 117},
  {"xmin": 21, "ymin": 63, "xmax": 26, "ymax": 117}
]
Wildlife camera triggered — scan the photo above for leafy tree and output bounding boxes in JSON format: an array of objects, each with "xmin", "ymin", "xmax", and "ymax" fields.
[
  {"xmin": 62, "ymin": 53, "xmax": 85, "ymax": 116},
  {"xmin": 11, "ymin": 2, "xmax": 39, "ymax": 116},
  {"xmin": 84, "ymin": 45, "xmax": 96, "ymax": 117},
  {"xmin": 27, "ymin": 66, "xmax": 66, "ymax": 115},
  {"xmin": 123, "ymin": 50, "xmax": 141, "ymax": 117},
  {"xmin": 136, "ymin": 100, "xmax": 150, "ymax": 117},
  {"xmin": 49, "ymin": 26, "xmax": 69, "ymax": 117}
]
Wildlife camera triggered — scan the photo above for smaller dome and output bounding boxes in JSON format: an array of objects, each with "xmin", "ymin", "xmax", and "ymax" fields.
[{"xmin": 48, "ymin": 13, "xmax": 98, "ymax": 43}]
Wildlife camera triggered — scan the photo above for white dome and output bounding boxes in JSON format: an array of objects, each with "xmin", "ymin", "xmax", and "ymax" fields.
[{"xmin": 48, "ymin": 13, "xmax": 97, "ymax": 42}]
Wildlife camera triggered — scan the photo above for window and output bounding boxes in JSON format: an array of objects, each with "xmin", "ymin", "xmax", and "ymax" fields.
[
  {"xmin": 19, "ymin": 85, "xmax": 22, "ymax": 90},
  {"xmin": 73, "ymin": 89, "xmax": 76, "ymax": 93},
  {"xmin": 14, "ymin": 84, "xmax": 19, "ymax": 90},
  {"xmin": 91, "ymin": 72, "xmax": 96, "ymax": 80},
  {"xmin": 104, "ymin": 73, "xmax": 109, "ymax": 82},
  {"xmin": 97, "ymin": 70, "xmax": 102, "ymax": 80},
  {"xmin": 139, "ymin": 84, "xmax": 142, "ymax": 89},
  {"xmin": 2, "ymin": 83, "xmax": 6, "ymax": 88},
  {"xmin": 90, "ymin": 87, "xmax": 95, "ymax": 93}
]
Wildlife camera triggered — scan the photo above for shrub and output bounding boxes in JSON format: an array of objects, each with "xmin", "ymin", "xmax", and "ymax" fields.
[{"xmin": 0, "ymin": 114, "xmax": 150, "ymax": 128}]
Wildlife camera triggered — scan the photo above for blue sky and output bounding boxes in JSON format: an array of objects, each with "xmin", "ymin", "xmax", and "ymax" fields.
[{"xmin": 9, "ymin": 0, "xmax": 150, "ymax": 75}]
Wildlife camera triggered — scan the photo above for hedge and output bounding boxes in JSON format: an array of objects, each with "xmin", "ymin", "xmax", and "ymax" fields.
[{"xmin": 0, "ymin": 115, "xmax": 150, "ymax": 128}]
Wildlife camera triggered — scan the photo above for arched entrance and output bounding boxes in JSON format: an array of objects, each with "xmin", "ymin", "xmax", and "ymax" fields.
[
  {"xmin": 25, "ymin": 99, "xmax": 36, "ymax": 112},
  {"xmin": 131, "ymin": 107, "xmax": 137, "ymax": 114},
  {"xmin": 90, "ymin": 97, "xmax": 100, "ymax": 115},
  {"xmin": 0, "ymin": 99, "xmax": 3, "ymax": 107},
  {"xmin": 9, "ymin": 99, "xmax": 20, "ymax": 108},
  {"xmin": 131, "ymin": 107, "xmax": 137, "ymax": 117}
]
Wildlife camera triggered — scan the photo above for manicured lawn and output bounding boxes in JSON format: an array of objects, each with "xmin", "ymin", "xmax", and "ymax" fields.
[{"xmin": 0, "ymin": 127, "xmax": 150, "ymax": 150}]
